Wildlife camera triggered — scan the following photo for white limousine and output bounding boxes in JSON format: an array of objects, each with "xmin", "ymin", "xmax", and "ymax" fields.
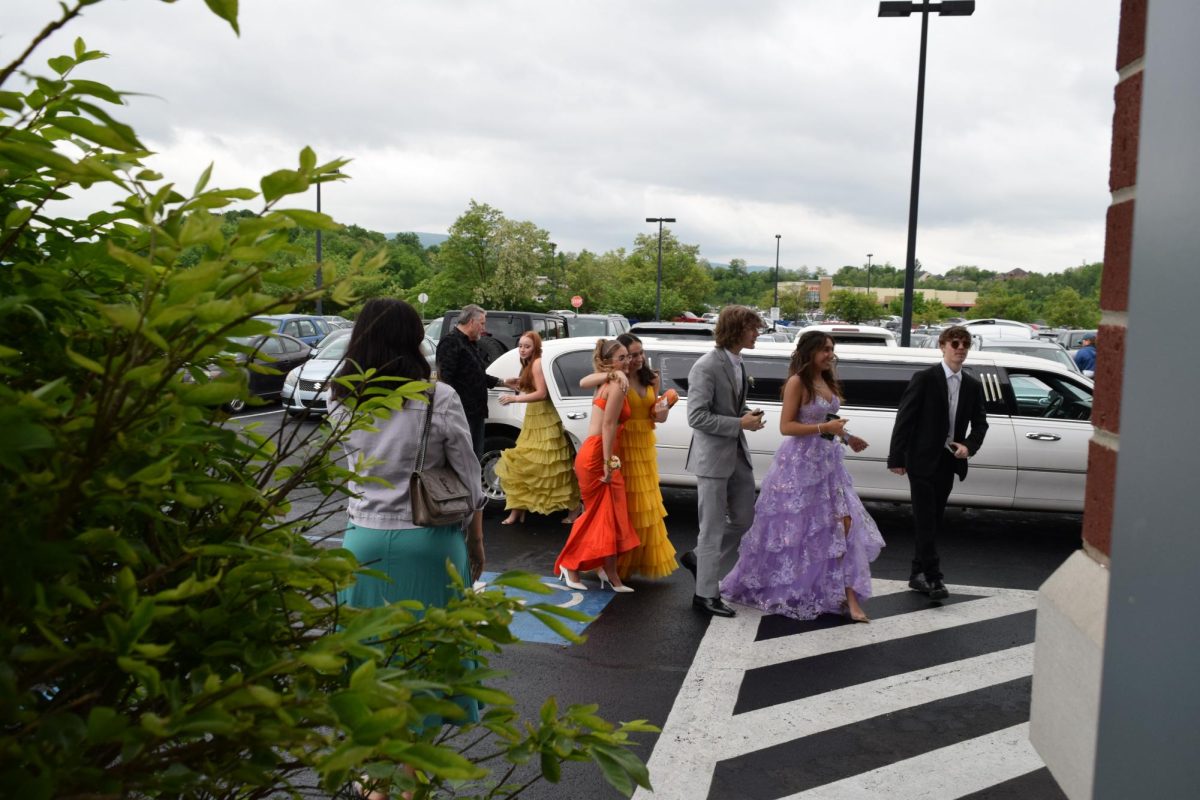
[{"xmin": 482, "ymin": 337, "xmax": 1094, "ymax": 513}]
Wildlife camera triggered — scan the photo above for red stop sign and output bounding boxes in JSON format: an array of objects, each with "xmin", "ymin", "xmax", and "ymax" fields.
[{"xmin": 571, "ymin": 295, "xmax": 583, "ymax": 308}]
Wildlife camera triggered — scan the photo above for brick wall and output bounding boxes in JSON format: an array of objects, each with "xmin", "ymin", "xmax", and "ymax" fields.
[{"xmin": 1082, "ymin": 0, "xmax": 1146, "ymax": 560}]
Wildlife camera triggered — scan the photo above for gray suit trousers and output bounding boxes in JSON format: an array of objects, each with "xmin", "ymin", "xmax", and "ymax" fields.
[{"xmin": 695, "ymin": 452, "xmax": 757, "ymax": 598}]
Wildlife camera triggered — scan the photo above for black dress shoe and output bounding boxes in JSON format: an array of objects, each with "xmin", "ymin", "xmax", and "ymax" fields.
[
  {"xmin": 693, "ymin": 595, "xmax": 736, "ymax": 618},
  {"xmin": 908, "ymin": 575, "xmax": 931, "ymax": 594},
  {"xmin": 928, "ymin": 579, "xmax": 950, "ymax": 600},
  {"xmin": 679, "ymin": 550, "xmax": 697, "ymax": 580}
]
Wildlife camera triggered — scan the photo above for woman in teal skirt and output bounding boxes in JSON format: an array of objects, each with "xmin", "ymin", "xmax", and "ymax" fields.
[{"xmin": 330, "ymin": 298, "xmax": 486, "ymax": 725}]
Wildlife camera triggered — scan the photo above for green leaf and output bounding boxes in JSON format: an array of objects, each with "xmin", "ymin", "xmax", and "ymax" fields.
[
  {"xmin": 48, "ymin": 55, "xmax": 75, "ymax": 75},
  {"xmin": 4, "ymin": 207, "xmax": 33, "ymax": 230},
  {"xmin": 260, "ymin": 168, "xmax": 308, "ymax": 203},
  {"xmin": 395, "ymin": 743, "xmax": 485, "ymax": 780},
  {"xmin": 53, "ymin": 115, "xmax": 143, "ymax": 152},
  {"xmin": 527, "ymin": 610, "xmax": 584, "ymax": 644},
  {"xmin": 67, "ymin": 78, "xmax": 123, "ymax": 104},
  {"xmin": 299, "ymin": 145, "xmax": 316, "ymax": 172},
  {"xmin": 65, "ymin": 347, "xmax": 105, "ymax": 375},
  {"xmin": 203, "ymin": 0, "xmax": 242, "ymax": 35},
  {"xmin": 0, "ymin": 91, "xmax": 23, "ymax": 112},
  {"xmin": 490, "ymin": 570, "xmax": 554, "ymax": 594},
  {"xmin": 194, "ymin": 162, "xmax": 213, "ymax": 194},
  {"xmin": 180, "ymin": 379, "xmax": 242, "ymax": 407}
]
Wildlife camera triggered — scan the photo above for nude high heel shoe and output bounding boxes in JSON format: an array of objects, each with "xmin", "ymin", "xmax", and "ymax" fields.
[
  {"xmin": 597, "ymin": 567, "xmax": 634, "ymax": 593},
  {"xmin": 559, "ymin": 566, "xmax": 587, "ymax": 591}
]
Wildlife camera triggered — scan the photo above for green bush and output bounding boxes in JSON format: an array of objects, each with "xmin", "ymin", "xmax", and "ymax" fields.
[{"xmin": 0, "ymin": 4, "xmax": 653, "ymax": 798}]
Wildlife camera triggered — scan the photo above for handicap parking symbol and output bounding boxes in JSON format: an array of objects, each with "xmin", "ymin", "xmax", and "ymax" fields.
[{"xmin": 473, "ymin": 571, "xmax": 616, "ymax": 645}]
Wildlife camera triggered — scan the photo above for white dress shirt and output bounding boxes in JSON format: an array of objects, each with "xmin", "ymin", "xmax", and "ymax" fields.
[{"xmin": 943, "ymin": 361, "xmax": 961, "ymax": 446}]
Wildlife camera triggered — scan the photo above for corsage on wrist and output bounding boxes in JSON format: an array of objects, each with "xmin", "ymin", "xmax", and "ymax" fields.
[{"xmin": 606, "ymin": 455, "xmax": 621, "ymax": 470}]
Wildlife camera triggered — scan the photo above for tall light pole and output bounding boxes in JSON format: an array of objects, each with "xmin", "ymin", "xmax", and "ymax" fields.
[
  {"xmin": 646, "ymin": 217, "xmax": 675, "ymax": 321},
  {"xmin": 315, "ymin": 181, "xmax": 325, "ymax": 316},
  {"xmin": 549, "ymin": 241, "xmax": 557, "ymax": 308},
  {"xmin": 879, "ymin": 0, "xmax": 975, "ymax": 346},
  {"xmin": 774, "ymin": 234, "xmax": 782, "ymax": 311},
  {"xmin": 866, "ymin": 252, "xmax": 873, "ymax": 293}
]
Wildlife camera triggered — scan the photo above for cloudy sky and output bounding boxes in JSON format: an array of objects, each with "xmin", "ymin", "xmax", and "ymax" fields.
[{"xmin": 5, "ymin": 0, "xmax": 1120, "ymax": 274}]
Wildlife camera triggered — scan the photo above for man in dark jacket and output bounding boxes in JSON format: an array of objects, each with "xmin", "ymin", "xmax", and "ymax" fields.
[
  {"xmin": 887, "ymin": 326, "xmax": 989, "ymax": 600},
  {"xmin": 435, "ymin": 305, "xmax": 502, "ymax": 457}
]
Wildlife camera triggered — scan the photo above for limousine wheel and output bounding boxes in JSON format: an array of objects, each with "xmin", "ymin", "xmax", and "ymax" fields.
[{"xmin": 480, "ymin": 434, "xmax": 516, "ymax": 504}]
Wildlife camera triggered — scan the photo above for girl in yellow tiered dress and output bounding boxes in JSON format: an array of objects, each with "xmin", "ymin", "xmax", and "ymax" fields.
[
  {"xmin": 581, "ymin": 333, "xmax": 678, "ymax": 579},
  {"xmin": 495, "ymin": 331, "xmax": 582, "ymax": 524}
]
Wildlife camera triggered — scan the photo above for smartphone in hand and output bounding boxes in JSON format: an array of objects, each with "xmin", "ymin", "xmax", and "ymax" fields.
[{"xmin": 820, "ymin": 412, "xmax": 839, "ymax": 441}]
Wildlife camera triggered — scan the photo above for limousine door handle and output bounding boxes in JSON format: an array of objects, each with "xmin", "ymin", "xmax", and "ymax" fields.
[
  {"xmin": 566, "ymin": 411, "xmax": 588, "ymax": 420},
  {"xmin": 1025, "ymin": 432, "xmax": 1062, "ymax": 442}
]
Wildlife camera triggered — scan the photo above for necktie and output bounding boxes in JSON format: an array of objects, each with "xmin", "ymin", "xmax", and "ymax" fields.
[{"xmin": 947, "ymin": 373, "xmax": 960, "ymax": 444}]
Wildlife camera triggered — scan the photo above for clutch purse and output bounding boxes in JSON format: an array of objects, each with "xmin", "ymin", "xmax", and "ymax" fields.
[{"xmin": 820, "ymin": 412, "xmax": 840, "ymax": 441}]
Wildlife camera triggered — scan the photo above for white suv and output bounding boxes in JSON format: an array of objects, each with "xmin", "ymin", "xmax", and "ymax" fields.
[{"xmin": 483, "ymin": 337, "xmax": 1094, "ymax": 513}]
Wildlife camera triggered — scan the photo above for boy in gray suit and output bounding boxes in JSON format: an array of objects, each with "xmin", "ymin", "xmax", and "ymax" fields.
[{"xmin": 678, "ymin": 305, "xmax": 767, "ymax": 617}]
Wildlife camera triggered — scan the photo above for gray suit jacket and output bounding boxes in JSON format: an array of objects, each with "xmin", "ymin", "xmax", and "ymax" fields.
[{"xmin": 685, "ymin": 347, "xmax": 752, "ymax": 478}]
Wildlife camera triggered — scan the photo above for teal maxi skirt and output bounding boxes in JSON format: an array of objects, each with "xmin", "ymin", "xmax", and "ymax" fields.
[{"xmin": 337, "ymin": 522, "xmax": 479, "ymax": 724}]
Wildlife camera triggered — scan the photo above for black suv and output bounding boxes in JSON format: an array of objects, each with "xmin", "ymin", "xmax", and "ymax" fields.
[{"xmin": 434, "ymin": 310, "xmax": 570, "ymax": 365}]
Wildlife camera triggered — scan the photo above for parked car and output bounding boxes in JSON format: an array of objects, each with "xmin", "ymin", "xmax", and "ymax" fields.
[
  {"xmin": 805, "ymin": 323, "xmax": 897, "ymax": 347},
  {"xmin": 629, "ymin": 321, "xmax": 716, "ymax": 339},
  {"xmin": 323, "ymin": 315, "xmax": 354, "ymax": 330},
  {"xmin": 962, "ymin": 318, "xmax": 1036, "ymax": 339},
  {"xmin": 188, "ymin": 333, "xmax": 313, "ymax": 412},
  {"xmin": 562, "ymin": 313, "xmax": 630, "ymax": 337},
  {"xmin": 253, "ymin": 313, "xmax": 335, "ymax": 346},
  {"xmin": 974, "ymin": 338, "xmax": 1081, "ymax": 373},
  {"xmin": 1056, "ymin": 329, "xmax": 1095, "ymax": 353},
  {"xmin": 483, "ymin": 337, "xmax": 1094, "ymax": 512},
  {"xmin": 432, "ymin": 310, "xmax": 569, "ymax": 355},
  {"xmin": 282, "ymin": 332, "xmax": 437, "ymax": 416}
]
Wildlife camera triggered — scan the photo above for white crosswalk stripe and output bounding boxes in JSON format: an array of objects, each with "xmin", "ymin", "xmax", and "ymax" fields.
[{"xmin": 634, "ymin": 579, "xmax": 1048, "ymax": 800}]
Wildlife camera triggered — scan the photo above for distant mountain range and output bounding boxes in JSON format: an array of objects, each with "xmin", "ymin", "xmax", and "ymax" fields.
[{"xmin": 387, "ymin": 232, "xmax": 449, "ymax": 247}]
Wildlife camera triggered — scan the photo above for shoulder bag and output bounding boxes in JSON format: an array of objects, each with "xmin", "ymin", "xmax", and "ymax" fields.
[{"xmin": 410, "ymin": 389, "xmax": 474, "ymax": 527}]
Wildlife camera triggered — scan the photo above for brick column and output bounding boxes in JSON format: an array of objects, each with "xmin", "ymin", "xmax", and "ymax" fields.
[
  {"xmin": 1083, "ymin": 0, "xmax": 1146, "ymax": 561},
  {"xmin": 1029, "ymin": 2, "xmax": 1146, "ymax": 797}
]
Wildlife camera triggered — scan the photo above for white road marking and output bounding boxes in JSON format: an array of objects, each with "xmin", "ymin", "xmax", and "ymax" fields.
[
  {"xmin": 634, "ymin": 579, "xmax": 1042, "ymax": 800},
  {"xmin": 234, "ymin": 408, "xmax": 286, "ymax": 419},
  {"xmin": 782, "ymin": 723, "xmax": 1044, "ymax": 800}
]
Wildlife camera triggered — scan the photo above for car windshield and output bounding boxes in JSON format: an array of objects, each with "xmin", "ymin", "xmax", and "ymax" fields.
[
  {"xmin": 570, "ymin": 318, "xmax": 609, "ymax": 336},
  {"xmin": 315, "ymin": 336, "xmax": 350, "ymax": 360}
]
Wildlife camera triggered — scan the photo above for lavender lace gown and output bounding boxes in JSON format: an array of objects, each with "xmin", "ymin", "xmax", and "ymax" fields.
[{"xmin": 720, "ymin": 394, "xmax": 885, "ymax": 620}]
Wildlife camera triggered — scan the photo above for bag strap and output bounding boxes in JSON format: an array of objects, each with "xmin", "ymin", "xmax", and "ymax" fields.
[{"xmin": 414, "ymin": 388, "xmax": 435, "ymax": 472}]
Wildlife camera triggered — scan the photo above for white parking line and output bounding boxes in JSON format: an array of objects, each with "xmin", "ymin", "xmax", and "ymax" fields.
[{"xmin": 234, "ymin": 409, "xmax": 286, "ymax": 420}]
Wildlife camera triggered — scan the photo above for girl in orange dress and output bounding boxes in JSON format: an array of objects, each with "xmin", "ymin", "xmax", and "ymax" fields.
[
  {"xmin": 581, "ymin": 333, "xmax": 677, "ymax": 580},
  {"xmin": 553, "ymin": 339, "xmax": 640, "ymax": 593}
]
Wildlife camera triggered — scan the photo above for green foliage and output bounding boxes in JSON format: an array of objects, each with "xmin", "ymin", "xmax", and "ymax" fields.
[
  {"xmin": 1041, "ymin": 287, "xmax": 1101, "ymax": 328},
  {"xmin": 968, "ymin": 284, "xmax": 1035, "ymax": 322},
  {"xmin": 885, "ymin": 292, "xmax": 953, "ymax": 325},
  {"xmin": 0, "ymin": 9, "xmax": 653, "ymax": 799},
  {"xmin": 824, "ymin": 290, "xmax": 883, "ymax": 323}
]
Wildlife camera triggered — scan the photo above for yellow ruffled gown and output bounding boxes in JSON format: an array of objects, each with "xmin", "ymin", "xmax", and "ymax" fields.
[
  {"xmin": 617, "ymin": 385, "xmax": 677, "ymax": 579},
  {"xmin": 495, "ymin": 399, "xmax": 581, "ymax": 515}
]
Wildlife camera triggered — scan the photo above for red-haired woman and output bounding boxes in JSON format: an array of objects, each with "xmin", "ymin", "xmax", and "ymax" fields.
[{"xmin": 494, "ymin": 331, "xmax": 582, "ymax": 525}]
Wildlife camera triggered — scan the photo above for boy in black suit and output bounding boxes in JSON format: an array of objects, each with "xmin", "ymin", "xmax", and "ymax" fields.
[{"xmin": 887, "ymin": 326, "xmax": 988, "ymax": 600}]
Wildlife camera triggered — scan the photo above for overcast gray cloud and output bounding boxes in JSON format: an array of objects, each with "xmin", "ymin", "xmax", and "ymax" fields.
[{"xmin": 4, "ymin": 0, "xmax": 1119, "ymax": 273}]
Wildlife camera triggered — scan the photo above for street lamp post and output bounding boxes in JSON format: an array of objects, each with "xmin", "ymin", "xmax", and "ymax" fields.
[
  {"xmin": 315, "ymin": 181, "xmax": 325, "ymax": 316},
  {"xmin": 549, "ymin": 241, "xmax": 557, "ymax": 307},
  {"xmin": 774, "ymin": 234, "xmax": 782, "ymax": 310},
  {"xmin": 879, "ymin": 0, "xmax": 975, "ymax": 346},
  {"xmin": 866, "ymin": 252, "xmax": 873, "ymax": 293},
  {"xmin": 646, "ymin": 217, "xmax": 676, "ymax": 321}
]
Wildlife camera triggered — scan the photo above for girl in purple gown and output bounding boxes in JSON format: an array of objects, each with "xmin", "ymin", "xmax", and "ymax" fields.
[{"xmin": 721, "ymin": 332, "xmax": 885, "ymax": 622}]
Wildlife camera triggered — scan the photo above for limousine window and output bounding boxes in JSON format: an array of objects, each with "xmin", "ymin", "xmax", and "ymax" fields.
[
  {"xmin": 1005, "ymin": 369, "xmax": 1092, "ymax": 421},
  {"xmin": 654, "ymin": 352, "xmax": 702, "ymax": 397},
  {"xmin": 836, "ymin": 361, "xmax": 923, "ymax": 409},
  {"xmin": 745, "ymin": 356, "xmax": 789, "ymax": 403},
  {"xmin": 552, "ymin": 350, "xmax": 601, "ymax": 398}
]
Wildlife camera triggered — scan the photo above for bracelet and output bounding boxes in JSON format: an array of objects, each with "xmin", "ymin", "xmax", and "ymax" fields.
[{"xmin": 817, "ymin": 423, "xmax": 824, "ymax": 434}]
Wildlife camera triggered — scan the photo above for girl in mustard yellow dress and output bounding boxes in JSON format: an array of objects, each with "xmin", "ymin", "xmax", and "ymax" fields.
[
  {"xmin": 495, "ymin": 331, "xmax": 582, "ymax": 525},
  {"xmin": 581, "ymin": 332, "xmax": 678, "ymax": 579}
]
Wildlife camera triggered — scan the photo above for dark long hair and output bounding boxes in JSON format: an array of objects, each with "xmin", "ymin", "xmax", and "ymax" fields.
[
  {"xmin": 331, "ymin": 298, "xmax": 429, "ymax": 399},
  {"xmin": 788, "ymin": 331, "xmax": 842, "ymax": 402},
  {"xmin": 617, "ymin": 332, "xmax": 657, "ymax": 388},
  {"xmin": 516, "ymin": 330, "xmax": 542, "ymax": 393}
]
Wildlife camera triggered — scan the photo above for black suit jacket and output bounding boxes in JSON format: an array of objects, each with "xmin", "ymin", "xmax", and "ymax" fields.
[{"xmin": 887, "ymin": 364, "xmax": 988, "ymax": 480}]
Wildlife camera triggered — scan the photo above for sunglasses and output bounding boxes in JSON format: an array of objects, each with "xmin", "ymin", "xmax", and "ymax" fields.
[{"xmin": 946, "ymin": 341, "xmax": 971, "ymax": 350}]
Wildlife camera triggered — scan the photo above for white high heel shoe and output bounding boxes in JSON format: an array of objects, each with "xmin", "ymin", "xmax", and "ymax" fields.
[
  {"xmin": 559, "ymin": 566, "xmax": 587, "ymax": 591},
  {"xmin": 597, "ymin": 567, "xmax": 634, "ymax": 593}
]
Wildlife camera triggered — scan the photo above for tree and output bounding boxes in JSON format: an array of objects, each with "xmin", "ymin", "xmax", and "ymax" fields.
[
  {"xmin": 432, "ymin": 202, "xmax": 551, "ymax": 310},
  {"xmin": 1042, "ymin": 287, "xmax": 1101, "ymax": 328},
  {"xmin": 969, "ymin": 285, "xmax": 1035, "ymax": 322},
  {"xmin": 0, "ymin": 7, "xmax": 653, "ymax": 798},
  {"xmin": 824, "ymin": 290, "xmax": 882, "ymax": 323},
  {"xmin": 623, "ymin": 230, "xmax": 713, "ymax": 313}
]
